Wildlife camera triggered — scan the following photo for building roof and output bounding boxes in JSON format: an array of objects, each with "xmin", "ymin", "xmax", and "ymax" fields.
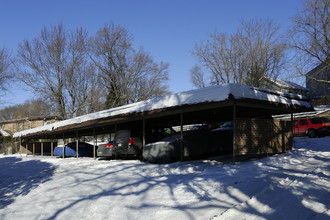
[
  {"xmin": 268, "ymin": 78, "xmax": 308, "ymax": 91},
  {"xmin": 13, "ymin": 84, "xmax": 313, "ymax": 139}
]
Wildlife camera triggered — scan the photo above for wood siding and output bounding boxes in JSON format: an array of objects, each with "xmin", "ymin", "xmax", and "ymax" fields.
[{"xmin": 235, "ymin": 118, "xmax": 292, "ymax": 155}]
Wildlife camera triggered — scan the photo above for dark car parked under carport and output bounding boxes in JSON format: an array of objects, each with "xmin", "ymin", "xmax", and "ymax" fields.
[
  {"xmin": 96, "ymin": 142, "xmax": 114, "ymax": 158},
  {"xmin": 142, "ymin": 129, "xmax": 232, "ymax": 163},
  {"xmin": 98, "ymin": 127, "xmax": 176, "ymax": 160}
]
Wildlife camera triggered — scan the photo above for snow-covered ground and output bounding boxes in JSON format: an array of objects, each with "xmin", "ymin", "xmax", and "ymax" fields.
[{"xmin": 0, "ymin": 137, "xmax": 329, "ymax": 220}]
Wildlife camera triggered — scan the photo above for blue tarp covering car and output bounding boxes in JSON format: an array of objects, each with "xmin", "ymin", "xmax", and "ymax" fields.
[{"xmin": 53, "ymin": 142, "xmax": 94, "ymax": 157}]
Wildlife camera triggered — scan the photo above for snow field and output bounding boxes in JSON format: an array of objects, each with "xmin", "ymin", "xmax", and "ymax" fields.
[{"xmin": 0, "ymin": 137, "xmax": 329, "ymax": 220}]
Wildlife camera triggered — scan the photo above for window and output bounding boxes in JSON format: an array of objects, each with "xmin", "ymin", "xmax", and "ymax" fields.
[
  {"xmin": 44, "ymin": 120, "xmax": 51, "ymax": 126},
  {"xmin": 293, "ymin": 120, "xmax": 298, "ymax": 126},
  {"xmin": 18, "ymin": 122, "xmax": 24, "ymax": 131},
  {"xmin": 299, "ymin": 120, "xmax": 308, "ymax": 125},
  {"xmin": 309, "ymin": 118, "xmax": 323, "ymax": 124},
  {"xmin": 164, "ymin": 128, "xmax": 174, "ymax": 135}
]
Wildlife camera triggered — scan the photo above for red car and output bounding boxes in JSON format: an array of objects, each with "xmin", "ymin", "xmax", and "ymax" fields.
[{"xmin": 293, "ymin": 117, "xmax": 330, "ymax": 138}]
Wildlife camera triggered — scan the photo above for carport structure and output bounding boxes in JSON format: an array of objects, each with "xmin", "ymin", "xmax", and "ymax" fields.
[{"xmin": 13, "ymin": 84, "xmax": 313, "ymax": 162}]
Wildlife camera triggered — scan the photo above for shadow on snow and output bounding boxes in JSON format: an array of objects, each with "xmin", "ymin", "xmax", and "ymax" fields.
[
  {"xmin": 47, "ymin": 142, "xmax": 330, "ymax": 220},
  {"xmin": 0, "ymin": 156, "xmax": 56, "ymax": 209}
]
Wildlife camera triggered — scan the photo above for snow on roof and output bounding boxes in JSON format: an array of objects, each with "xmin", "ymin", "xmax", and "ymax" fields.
[
  {"xmin": 267, "ymin": 78, "xmax": 308, "ymax": 91},
  {"xmin": 13, "ymin": 84, "xmax": 313, "ymax": 138},
  {"xmin": 0, "ymin": 129, "xmax": 10, "ymax": 137}
]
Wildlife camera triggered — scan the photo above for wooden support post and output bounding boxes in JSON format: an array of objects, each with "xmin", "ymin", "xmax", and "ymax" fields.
[
  {"xmin": 142, "ymin": 118, "xmax": 146, "ymax": 148},
  {"xmin": 93, "ymin": 128, "xmax": 96, "ymax": 160},
  {"xmin": 232, "ymin": 103, "xmax": 237, "ymax": 165},
  {"xmin": 26, "ymin": 142, "xmax": 28, "ymax": 157},
  {"xmin": 51, "ymin": 141, "xmax": 54, "ymax": 157},
  {"xmin": 281, "ymin": 120, "xmax": 285, "ymax": 153},
  {"xmin": 19, "ymin": 138, "xmax": 22, "ymax": 155},
  {"xmin": 180, "ymin": 112, "xmax": 184, "ymax": 162},
  {"xmin": 62, "ymin": 133, "xmax": 65, "ymax": 159},
  {"xmin": 33, "ymin": 142, "xmax": 35, "ymax": 158},
  {"xmin": 41, "ymin": 139, "xmax": 44, "ymax": 157},
  {"xmin": 76, "ymin": 131, "xmax": 79, "ymax": 159},
  {"xmin": 291, "ymin": 112, "xmax": 294, "ymax": 150}
]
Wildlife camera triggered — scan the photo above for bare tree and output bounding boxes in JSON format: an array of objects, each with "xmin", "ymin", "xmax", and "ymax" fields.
[
  {"xmin": 0, "ymin": 48, "xmax": 12, "ymax": 93},
  {"xmin": 15, "ymin": 24, "xmax": 104, "ymax": 119},
  {"xmin": 190, "ymin": 65, "xmax": 206, "ymax": 88},
  {"xmin": 192, "ymin": 19, "xmax": 286, "ymax": 87},
  {"xmin": 63, "ymin": 27, "xmax": 105, "ymax": 118},
  {"xmin": 289, "ymin": 0, "xmax": 330, "ymax": 84},
  {"xmin": 15, "ymin": 24, "xmax": 67, "ymax": 118},
  {"xmin": 90, "ymin": 22, "xmax": 169, "ymax": 108},
  {"xmin": 0, "ymin": 99, "xmax": 53, "ymax": 121}
]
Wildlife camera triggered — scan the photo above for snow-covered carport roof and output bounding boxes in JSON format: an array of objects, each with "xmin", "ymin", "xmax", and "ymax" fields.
[{"xmin": 13, "ymin": 84, "xmax": 313, "ymax": 139}]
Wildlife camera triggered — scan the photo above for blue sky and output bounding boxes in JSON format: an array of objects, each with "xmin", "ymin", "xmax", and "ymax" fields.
[{"xmin": 0, "ymin": 0, "xmax": 305, "ymax": 107}]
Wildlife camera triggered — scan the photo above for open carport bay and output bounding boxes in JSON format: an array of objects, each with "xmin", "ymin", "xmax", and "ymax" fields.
[{"xmin": 0, "ymin": 137, "xmax": 329, "ymax": 220}]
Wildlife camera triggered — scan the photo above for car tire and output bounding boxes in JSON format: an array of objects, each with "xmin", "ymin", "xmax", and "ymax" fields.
[
  {"xmin": 138, "ymin": 153, "xmax": 144, "ymax": 161},
  {"xmin": 307, "ymin": 129, "xmax": 317, "ymax": 138}
]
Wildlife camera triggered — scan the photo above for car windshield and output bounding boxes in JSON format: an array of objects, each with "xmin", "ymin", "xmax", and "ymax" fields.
[
  {"xmin": 115, "ymin": 130, "xmax": 130, "ymax": 139},
  {"xmin": 191, "ymin": 124, "xmax": 202, "ymax": 130},
  {"xmin": 161, "ymin": 133, "xmax": 181, "ymax": 141}
]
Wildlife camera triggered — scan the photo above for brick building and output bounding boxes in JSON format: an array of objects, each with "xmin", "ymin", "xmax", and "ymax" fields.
[
  {"xmin": 0, "ymin": 116, "xmax": 61, "ymax": 154},
  {"xmin": 0, "ymin": 116, "xmax": 61, "ymax": 137}
]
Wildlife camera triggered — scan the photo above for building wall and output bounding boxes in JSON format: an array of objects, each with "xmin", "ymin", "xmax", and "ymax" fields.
[
  {"xmin": 0, "ymin": 140, "xmax": 18, "ymax": 154},
  {"xmin": 1, "ymin": 118, "xmax": 58, "ymax": 136},
  {"xmin": 235, "ymin": 118, "xmax": 292, "ymax": 155},
  {"xmin": 0, "ymin": 117, "xmax": 61, "ymax": 155},
  {"xmin": 1, "ymin": 123, "xmax": 16, "ymax": 135},
  {"xmin": 306, "ymin": 64, "xmax": 330, "ymax": 100}
]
